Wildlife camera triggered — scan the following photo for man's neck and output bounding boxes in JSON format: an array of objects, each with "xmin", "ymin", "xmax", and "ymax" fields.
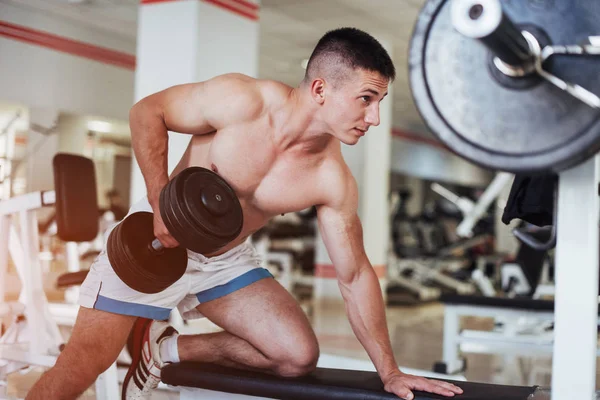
[{"xmin": 271, "ymin": 87, "xmax": 335, "ymax": 155}]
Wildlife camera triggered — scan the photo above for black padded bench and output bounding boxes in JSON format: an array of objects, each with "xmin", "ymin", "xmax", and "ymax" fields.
[
  {"xmin": 162, "ymin": 362, "xmax": 539, "ymax": 400},
  {"xmin": 440, "ymin": 294, "xmax": 555, "ymax": 311},
  {"xmin": 55, "ymin": 270, "xmax": 90, "ymax": 288}
]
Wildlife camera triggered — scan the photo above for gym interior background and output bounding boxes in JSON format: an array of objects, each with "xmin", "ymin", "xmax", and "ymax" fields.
[{"xmin": 0, "ymin": 0, "xmax": 598, "ymax": 399}]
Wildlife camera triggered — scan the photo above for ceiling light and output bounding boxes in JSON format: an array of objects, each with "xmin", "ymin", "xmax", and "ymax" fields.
[{"xmin": 87, "ymin": 120, "xmax": 112, "ymax": 133}]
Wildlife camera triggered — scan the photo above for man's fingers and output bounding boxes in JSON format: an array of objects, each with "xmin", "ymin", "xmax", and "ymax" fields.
[
  {"xmin": 155, "ymin": 232, "xmax": 179, "ymax": 248},
  {"xmin": 433, "ymin": 380, "xmax": 463, "ymax": 394},
  {"xmin": 396, "ymin": 389, "xmax": 414, "ymax": 400},
  {"xmin": 411, "ymin": 378, "xmax": 458, "ymax": 397},
  {"xmin": 417, "ymin": 378, "xmax": 463, "ymax": 394}
]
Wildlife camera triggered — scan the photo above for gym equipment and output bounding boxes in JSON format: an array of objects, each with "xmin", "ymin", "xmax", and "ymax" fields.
[
  {"xmin": 107, "ymin": 167, "xmax": 243, "ymax": 294},
  {"xmin": 410, "ymin": 1, "xmax": 600, "ymax": 398},
  {"xmin": 162, "ymin": 361, "xmax": 543, "ymax": 400},
  {"xmin": 0, "ymin": 153, "xmax": 118, "ymax": 399},
  {"xmin": 409, "ymin": 0, "xmax": 600, "ymax": 173},
  {"xmin": 431, "ymin": 173, "xmax": 512, "ymax": 238},
  {"xmin": 390, "ymin": 190, "xmax": 422, "ymax": 258},
  {"xmin": 437, "ymin": 294, "xmax": 600, "ymax": 382}
]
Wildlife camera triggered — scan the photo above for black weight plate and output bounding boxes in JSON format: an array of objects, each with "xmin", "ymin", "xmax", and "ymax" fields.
[
  {"xmin": 108, "ymin": 212, "xmax": 187, "ymax": 294},
  {"xmin": 182, "ymin": 169, "xmax": 243, "ymax": 239},
  {"xmin": 160, "ymin": 167, "xmax": 243, "ymax": 255},
  {"xmin": 160, "ymin": 169, "xmax": 200, "ymax": 244},
  {"xmin": 409, "ymin": 0, "xmax": 600, "ymax": 173},
  {"xmin": 162, "ymin": 168, "xmax": 226, "ymax": 254}
]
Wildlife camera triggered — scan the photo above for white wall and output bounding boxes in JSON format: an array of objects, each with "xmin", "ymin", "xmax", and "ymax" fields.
[
  {"xmin": 26, "ymin": 107, "xmax": 59, "ymax": 193},
  {"xmin": 0, "ymin": 2, "xmax": 135, "ymax": 120}
]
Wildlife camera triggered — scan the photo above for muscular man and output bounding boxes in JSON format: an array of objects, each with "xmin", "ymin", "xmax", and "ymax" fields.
[{"xmin": 27, "ymin": 28, "xmax": 463, "ymax": 400}]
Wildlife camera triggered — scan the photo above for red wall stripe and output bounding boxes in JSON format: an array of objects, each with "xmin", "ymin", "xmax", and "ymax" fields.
[
  {"xmin": 316, "ymin": 264, "xmax": 387, "ymax": 279},
  {"xmin": 392, "ymin": 128, "xmax": 449, "ymax": 151},
  {"xmin": 204, "ymin": 0, "xmax": 259, "ymax": 21},
  {"xmin": 0, "ymin": 20, "xmax": 136, "ymax": 70},
  {"xmin": 141, "ymin": 0, "xmax": 259, "ymax": 21},
  {"xmin": 230, "ymin": 0, "xmax": 259, "ymax": 11}
]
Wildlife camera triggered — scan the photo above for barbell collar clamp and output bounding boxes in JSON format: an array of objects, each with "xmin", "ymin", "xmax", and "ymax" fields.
[{"xmin": 452, "ymin": 0, "xmax": 535, "ymax": 68}]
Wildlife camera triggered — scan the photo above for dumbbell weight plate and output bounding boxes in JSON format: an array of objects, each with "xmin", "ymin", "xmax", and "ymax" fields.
[
  {"xmin": 409, "ymin": 0, "xmax": 600, "ymax": 173},
  {"xmin": 160, "ymin": 167, "xmax": 243, "ymax": 255},
  {"xmin": 159, "ymin": 168, "xmax": 219, "ymax": 252},
  {"xmin": 183, "ymin": 169, "xmax": 243, "ymax": 238},
  {"xmin": 107, "ymin": 212, "xmax": 188, "ymax": 294}
]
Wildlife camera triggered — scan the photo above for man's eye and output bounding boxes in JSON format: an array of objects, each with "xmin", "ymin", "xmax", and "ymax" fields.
[{"xmin": 361, "ymin": 96, "xmax": 371, "ymax": 103}]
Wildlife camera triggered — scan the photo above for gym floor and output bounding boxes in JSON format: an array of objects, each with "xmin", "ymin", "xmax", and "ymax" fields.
[{"xmin": 6, "ymin": 292, "xmax": 599, "ymax": 400}]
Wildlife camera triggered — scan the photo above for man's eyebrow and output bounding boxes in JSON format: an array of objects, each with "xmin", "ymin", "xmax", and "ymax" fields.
[{"xmin": 362, "ymin": 89, "xmax": 388, "ymax": 97}]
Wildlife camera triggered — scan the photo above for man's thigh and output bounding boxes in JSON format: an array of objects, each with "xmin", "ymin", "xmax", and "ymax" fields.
[
  {"xmin": 195, "ymin": 278, "xmax": 318, "ymax": 356},
  {"xmin": 59, "ymin": 307, "xmax": 136, "ymax": 373}
]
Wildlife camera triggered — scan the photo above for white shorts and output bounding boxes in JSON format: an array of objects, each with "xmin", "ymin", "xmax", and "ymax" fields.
[{"xmin": 79, "ymin": 197, "xmax": 273, "ymax": 320}]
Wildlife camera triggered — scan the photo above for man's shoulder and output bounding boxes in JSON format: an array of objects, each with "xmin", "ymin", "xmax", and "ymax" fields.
[
  {"xmin": 203, "ymin": 74, "xmax": 265, "ymax": 121},
  {"xmin": 209, "ymin": 74, "xmax": 291, "ymax": 113},
  {"xmin": 211, "ymin": 74, "xmax": 291, "ymax": 94},
  {"xmin": 316, "ymin": 152, "xmax": 358, "ymax": 209}
]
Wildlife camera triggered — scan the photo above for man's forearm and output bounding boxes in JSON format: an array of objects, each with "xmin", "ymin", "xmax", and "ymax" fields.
[
  {"xmin": 339, "ymin": 266, "xmax": 399, "ymax": 380},
  {"xmin": 129, "ymin": 101, "xmax": 170, "ymax": 206}
]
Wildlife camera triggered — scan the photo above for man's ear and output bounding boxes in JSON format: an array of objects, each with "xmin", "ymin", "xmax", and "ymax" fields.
[{"xmin": 310, "ymin": 78, "xmax": 326, "ymax": 105}]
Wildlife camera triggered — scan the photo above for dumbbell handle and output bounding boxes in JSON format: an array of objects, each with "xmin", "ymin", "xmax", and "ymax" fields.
[
  {"xmin": 451, "ymin": 0, "xmax": 534, "ymax": 67},
  {"xmin": 150, "ymin": 238, "xmax": 165, "ymax": 253}
]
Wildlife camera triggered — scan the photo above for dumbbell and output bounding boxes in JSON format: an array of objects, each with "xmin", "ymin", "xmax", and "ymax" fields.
[{"xmin": 107, "ymin": 167, "xmax": 244, "ymax": 294}]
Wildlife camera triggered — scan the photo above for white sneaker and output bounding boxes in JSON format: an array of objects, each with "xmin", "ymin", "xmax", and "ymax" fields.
[{"xmin": 122, "ymin": 318, "xmax": 178, "ymax": 400}]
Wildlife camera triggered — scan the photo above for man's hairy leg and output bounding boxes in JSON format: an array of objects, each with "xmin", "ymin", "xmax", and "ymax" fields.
[
  {"xmin": 180, "ymin": 278, "xmax": 320, "ymax": 377},
  {"xmin": 179, "ymin": 330, "xmax": 274, "ymax": 372},
  {"xmin": 26, "ymin": 307, "xmax": 136, "ymax": 400}
]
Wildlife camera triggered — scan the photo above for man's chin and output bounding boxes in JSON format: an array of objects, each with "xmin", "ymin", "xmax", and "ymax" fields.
[{"xmin": 343, "ymin": 136, "xmax": 361, "ymax": 145}]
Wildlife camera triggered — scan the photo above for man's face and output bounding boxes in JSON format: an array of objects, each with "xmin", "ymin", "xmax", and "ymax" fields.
[{"xmin": 325, "ymin": 69, "xmax": 389, "ymax": 145}]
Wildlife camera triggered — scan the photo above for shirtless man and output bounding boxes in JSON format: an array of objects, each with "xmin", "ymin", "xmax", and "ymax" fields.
[{"xmin": 27, "ymin": 28, "xmax": 463, "ymax": 400}]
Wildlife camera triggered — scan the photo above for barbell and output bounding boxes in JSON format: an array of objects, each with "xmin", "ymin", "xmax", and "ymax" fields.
[{"xmin": 409, "ymin": 0, "xmax": 600, "ymax": 173}]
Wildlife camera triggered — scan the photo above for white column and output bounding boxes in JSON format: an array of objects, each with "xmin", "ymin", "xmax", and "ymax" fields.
[
  {"xmin": 314, "ymin": 39, "xmax": 393, "ymax": 304},
  {"xmin": 130, "ymin": 0, "xmax": 260, "ymax": 204},
  {"xmin": 552, "ymin": 156, "xmax": 599, "ymax": 400}
]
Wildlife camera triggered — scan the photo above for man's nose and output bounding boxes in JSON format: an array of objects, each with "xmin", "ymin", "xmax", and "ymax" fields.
[{"xmin": 365, "ymin": 106, "xmax": 380, "ymax": 127}]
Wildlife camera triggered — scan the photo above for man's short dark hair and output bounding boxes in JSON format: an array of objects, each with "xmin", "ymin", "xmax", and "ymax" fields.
[{"xmin": 303, "ymin": 27, "xmax": 396, "ymax": 85}]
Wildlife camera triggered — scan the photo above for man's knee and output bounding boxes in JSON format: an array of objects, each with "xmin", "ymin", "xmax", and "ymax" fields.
[{"xmin": 273, "ymin": 338, "xmax": 320, "ymax": 378}]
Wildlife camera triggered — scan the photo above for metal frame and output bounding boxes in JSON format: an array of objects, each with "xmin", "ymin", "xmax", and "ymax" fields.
[
  {"xmin": 552, "ymin": 156, "xmax": 599, "ymax": 399},
  {"xmin": 387, "ymin": 256, "xmax": 476, "ymax": 301},
  {"xmin": 441, "ymin": 303, "xmax": 600, "ymax": 374},
  {"xmin": 440, "ymin": 155, "xmax": 600, "ymax": 399},
  {"xmin": 0, "ymin": 190, "xmax": 119, "ymax": 399}
]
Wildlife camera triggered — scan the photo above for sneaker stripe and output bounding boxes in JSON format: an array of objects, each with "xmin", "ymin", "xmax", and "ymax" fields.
[
  {"xmin": 142, "ymin": 343, "xmax": 151, "ymax": 364},
  {"xmin": 133, "ymin": 367, "xmax": 145, "ymax": 390},
  {"xmin": 140, "ymin": 358, "xmax": 150, "ymax": 377},
  {"xmin": 136, "ymin": 364, "xmax": 148, "ymax": 382}
]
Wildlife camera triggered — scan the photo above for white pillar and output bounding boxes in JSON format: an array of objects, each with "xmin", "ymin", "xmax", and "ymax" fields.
[
  {"xmin": 130, "ymin": 0, "xmax": 260, "ymax": 204},
  {"xmin": 314, "ymin": 39, "xmax": 393, "ymax": 304},
  {"xmin": 552, "ymin": 157, "xmax": 599, "ymax": 400}
]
